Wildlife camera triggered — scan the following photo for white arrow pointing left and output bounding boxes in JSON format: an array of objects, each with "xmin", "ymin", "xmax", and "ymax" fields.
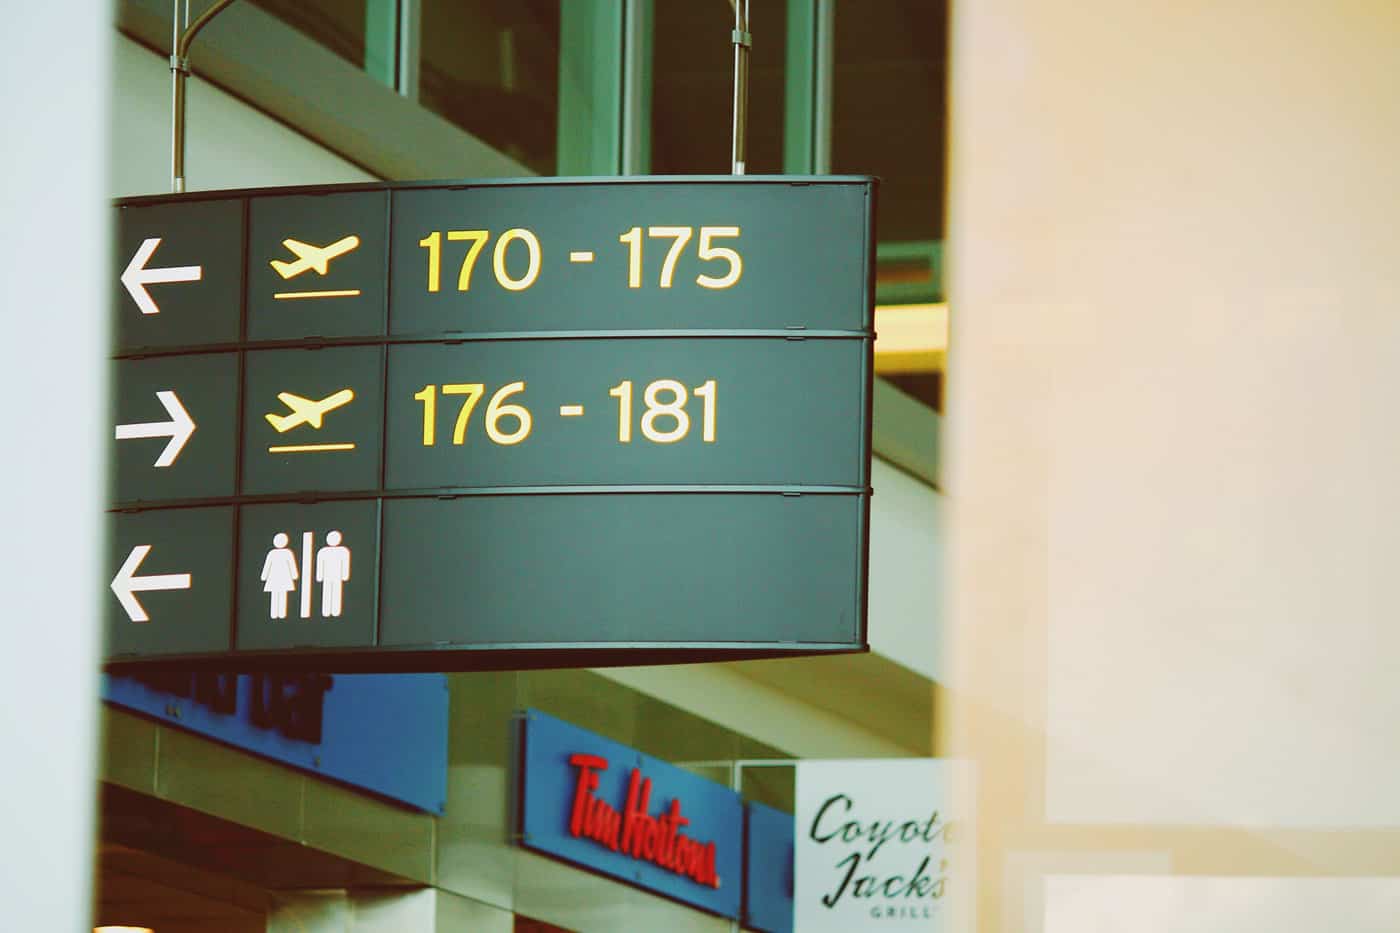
[
  {"xmin": 121, "ymin": 237, "xmax": 202, "ymax": 315},
  {"xmin": 115, "ymin": 390, "xmax": 197, "ymax": 467},
  {"xmin": 111, "ymin": 545, "xmax": 192, "ymax": 623}
]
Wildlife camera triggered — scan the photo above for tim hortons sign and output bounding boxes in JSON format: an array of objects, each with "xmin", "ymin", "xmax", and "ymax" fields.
[{"xmin": 518, "ymin": 709, "xmax": 742, "ymax": 918}]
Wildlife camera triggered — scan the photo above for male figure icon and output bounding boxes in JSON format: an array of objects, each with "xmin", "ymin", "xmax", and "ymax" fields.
[{"xmin": 314, "ymin": 530, "xmax": 351, "ymax": 618}]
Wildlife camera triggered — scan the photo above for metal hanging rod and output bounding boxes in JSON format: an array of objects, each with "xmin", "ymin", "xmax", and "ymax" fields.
[
  {"xmin": 171, "ymin": 0, "xmax": 238, "ymax": 192},
  {"xmin": 730, "ymin": 0, "xmax": 751, "ymax": 174}
]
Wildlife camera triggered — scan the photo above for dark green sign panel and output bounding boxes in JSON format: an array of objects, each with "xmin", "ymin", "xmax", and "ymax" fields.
[
  {"xmin": 114, "ymin": 198, "xmax": 243, "ymax": 350},
  {"xmin": 241, "ymin": 346, "xmax": 385, "ymax": 495},
  {"xmin": 247, "ymin": 191, "xmax": 389, "ymax": 340},
  {"xmin": 235, "ymin": 500, "xmax": 381, "ymax": 652},
  {"xmin": 382, "ymin": 338, "xmax": 864, "ymax": 489},
  {"xmin": 111, "ymin": 353, "xmax": 238, "ymax": 502},
  {"xmin": 107, "ymin": 507, "xmax": 235, "ymax": 657},
  {"xmin": 378, "ymin": 494, "xmax": 863, "ymax": 649},
  {"xmin": 105, "ymin": 178, "xmax": 874, "ymax": 671},
  {"xmin": 388, "ymin": 182, "xmax": 869, "ymax": 335}
]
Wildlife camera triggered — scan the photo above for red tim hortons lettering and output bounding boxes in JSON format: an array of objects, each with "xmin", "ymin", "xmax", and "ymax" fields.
[
  {"xmin": 564, "ymin": 753, "xmax": 722, "ymax": 889},
  {"xmin": 568, "ymin": 754, "xmax": 621, "ymax": 849}
]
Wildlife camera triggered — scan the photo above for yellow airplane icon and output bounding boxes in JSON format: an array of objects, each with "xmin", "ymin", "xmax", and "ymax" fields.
[
  {"xmin": 270, "ymin": 235, "xmax": 360, "ymax": 279},
  {"xmin": 264, "ymin": 389, "xmax": 355, "ymax": 433}
]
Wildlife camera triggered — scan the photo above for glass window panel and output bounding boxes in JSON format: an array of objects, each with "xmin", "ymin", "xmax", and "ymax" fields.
[
  {"xmin": 885, "ymin": 372, "xmax": 941, "ymax": 411},
  {"xmin": 651, "ymin": 0, "xmax": 786, "ymax": 174},
  {"xmin": 741, "ymin": 763, "xmax": 795, "ymax": 814},
  {"xmin": 419, "ymin": 0, "xmax": 562, "ymax": 175},
  {"xmin": 831, "ymin": 0, "xmax": 948, "ymax": 244},
  {"xmin": 249, "ymin": 0, "xmax": 373, "ymax": 74}
]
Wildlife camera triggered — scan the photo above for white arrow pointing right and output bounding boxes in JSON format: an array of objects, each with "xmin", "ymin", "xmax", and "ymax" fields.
[
  {"xmin": 121, "ymin": 237, "xmax": 202, "ymax": 315},
  {"xmin": 115, "ymin": 389, "xmax": 197, "ymax": 467},
  {"xmin": 111, "ymin": 545, "xmax": 192, "ymax": 623}
]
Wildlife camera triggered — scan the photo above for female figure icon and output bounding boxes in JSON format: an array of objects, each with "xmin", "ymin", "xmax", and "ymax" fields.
[{"xmin": 260, "ymin": 532, "xmax": 299, "ymax": 619}]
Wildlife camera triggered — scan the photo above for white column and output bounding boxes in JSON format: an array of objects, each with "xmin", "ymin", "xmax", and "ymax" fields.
[{"xmin": 0, "ymin": 3, "xmax": 109, "ymax": 931}]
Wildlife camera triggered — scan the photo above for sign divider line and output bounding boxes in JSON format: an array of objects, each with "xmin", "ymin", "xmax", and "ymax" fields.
[
  {"xmin": 374, "ymin": 193, "xmax": 392, "ymax": 648},
  {"xmin": 227, "ymin": 197, "xmax": 251, "ymax": 654},
  {"xmin": 109, "ymin": 329, "xmax": 873, "ymax": 360},
  {"xmin": 300, "ymin": 531, "xmax": 313, "ymax": 619},
  {"xmin": 109, "ymin": 484, "xmax": 871, "ymax": 514},
  {"xmin": 370, "ymin": 498, "xmax": 385, "ymax": 650}
]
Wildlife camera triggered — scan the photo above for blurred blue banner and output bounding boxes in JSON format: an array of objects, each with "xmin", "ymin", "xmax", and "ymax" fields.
[
  {"xmin": 745, "ymin": 800, "xmax": 795, "ymax": 932},
  {"xmin": 102, "ymin": 672, "xmax": 448, "ymax": 814}
]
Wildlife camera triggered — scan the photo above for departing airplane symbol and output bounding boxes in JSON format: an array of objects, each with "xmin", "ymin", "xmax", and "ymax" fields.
[
  {"xmin": 271, "ymin": 236, "xmax": 361, "ymax": 300},
  {"xmin": 111, "ymin": 544, "xmax": 192, "ymax": 622},
  {"xmin": 271, "ymin": 236, "xmax": 360, "ymax": 278},
  {"xmin": 265, "ymin": 389, "xmax": 355, "ymax": 432},
  {"xmin": 264, "ymin": 389, "xmax": 357, "ymax": 453}
]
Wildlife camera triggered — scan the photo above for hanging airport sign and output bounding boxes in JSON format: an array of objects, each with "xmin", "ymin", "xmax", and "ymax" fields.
[
  {"xmin": 105, "ymin": 177, "xmax": 874, "ymax": 671},
  {"xmin": 516, "ymin": 708, "xmax": 743, "ymax": 919},
  {"xmin": 793, "ymin": 759, "xmax": 974, "ymax": 932}
]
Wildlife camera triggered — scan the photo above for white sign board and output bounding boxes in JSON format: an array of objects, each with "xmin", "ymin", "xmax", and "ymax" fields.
[{"xmin": 794, "ymin": 759, "xmax": 973, "ymax": 931}]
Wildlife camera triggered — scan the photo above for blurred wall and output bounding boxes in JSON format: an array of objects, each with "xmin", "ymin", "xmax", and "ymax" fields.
[
  {"xmin": 0, "ymin": 3, "xmax": 109, "ymax": 930},
  {"xmin": 944, "ymin": 1, "xmax": 1400, "ymax": 929}
]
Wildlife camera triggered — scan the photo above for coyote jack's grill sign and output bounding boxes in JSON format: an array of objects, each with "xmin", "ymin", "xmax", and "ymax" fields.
[{"xmin": 794, "ymin": 759, "xmax": 974, "ymax": 932}]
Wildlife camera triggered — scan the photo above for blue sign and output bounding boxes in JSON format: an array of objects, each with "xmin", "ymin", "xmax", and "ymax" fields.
[
  {"xmin": 745, "ymin": 801, "xmax": 795, "ymax": 933},
  {"xmin": 102, "ymin": 672, "xmax": 448, "ymax": 814},
  {"xmin": 518, "ymin": 709, "xmax": 743, "ymax": 919}
]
